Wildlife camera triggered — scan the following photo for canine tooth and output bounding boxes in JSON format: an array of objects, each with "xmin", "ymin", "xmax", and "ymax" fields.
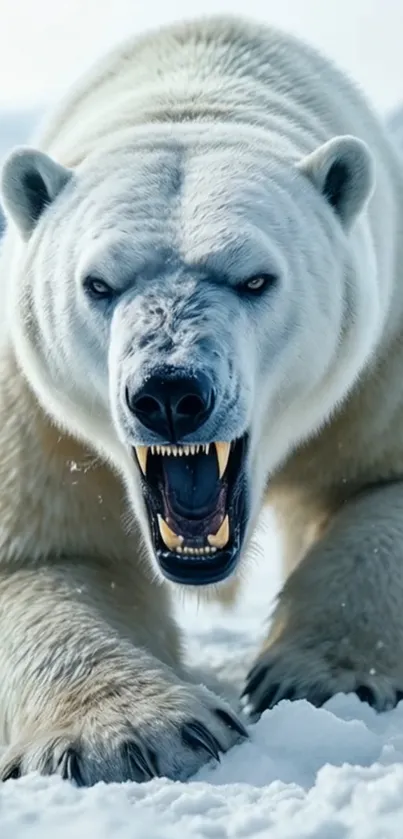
[
  {"xmin": 135, "ymin": 446, "xmax": 148, "ymax": 476},
  {"xmin": 207, "ymin": 515, "xmax": 229, "ymax": 549},
  {"xmin": 157, "ymin": 515, "xmax": 184, "ymax": 551},
  {"xmin": 214, "ymin": 442, "xmax": 231, "ymax": 479}
]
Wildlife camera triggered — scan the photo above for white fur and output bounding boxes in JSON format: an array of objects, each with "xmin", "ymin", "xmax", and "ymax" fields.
[{"xmin": 0, "ymin": 15, "xmax": 403, "ymax": 781}]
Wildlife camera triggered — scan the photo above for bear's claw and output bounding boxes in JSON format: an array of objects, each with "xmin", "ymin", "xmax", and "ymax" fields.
[
  {"xmin": 242, "ymin": 641, "xmax": 403, "ymax": 717},
  {"xmin": 182, "ymin": 719, "xmax": 222, "ymax": 761},
  {"xmin": 0, "ymin": 690, "xmax": 248, "ymax": 785}
]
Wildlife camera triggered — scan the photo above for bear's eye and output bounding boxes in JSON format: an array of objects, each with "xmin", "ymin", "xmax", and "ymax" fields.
[
  {"xmin": 240, "ymin": 274, "xmax": 277, "ymax": 295},
  {"xmin": 83, "ymin": 276, "xmax": 115, "ymax": 301}
]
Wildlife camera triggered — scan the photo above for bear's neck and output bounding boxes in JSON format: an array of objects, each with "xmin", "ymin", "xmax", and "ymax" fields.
[{"xmin": 0, "ymin": 346, "xmax": 136, "ymax": 564}]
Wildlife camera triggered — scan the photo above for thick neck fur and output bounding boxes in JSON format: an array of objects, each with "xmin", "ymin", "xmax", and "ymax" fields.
[
  {"xmin": 39, "ymin": 16, "xmax": 393, "ymax": 165},
  {"xmin": 0, "ymin": 345, "xmax": 139, "ymax": 566}
]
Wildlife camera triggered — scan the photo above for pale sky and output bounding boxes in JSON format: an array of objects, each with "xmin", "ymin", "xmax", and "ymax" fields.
[{"xmin": 1, "ymin": 0, "xmax": 403, "ymax": 114}]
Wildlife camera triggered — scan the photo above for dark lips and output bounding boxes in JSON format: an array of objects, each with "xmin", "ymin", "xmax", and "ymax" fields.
[{"xmin": 158, "ymin": 542, "xmax": 241, "ymax": 585}]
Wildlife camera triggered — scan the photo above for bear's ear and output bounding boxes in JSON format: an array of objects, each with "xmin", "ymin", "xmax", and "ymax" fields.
[
  {"xmin": 297, "ymin": 135, "xmax": 375, "ymax": 230},
  {"xmin": 1, "ymin": 147, "xmax": 72, "ymax": 239}
]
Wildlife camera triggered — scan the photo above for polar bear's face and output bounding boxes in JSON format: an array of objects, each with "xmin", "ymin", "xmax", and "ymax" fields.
[{"xmin": 1, "ymin": 130, "xmax": 375, "ymax": 586}]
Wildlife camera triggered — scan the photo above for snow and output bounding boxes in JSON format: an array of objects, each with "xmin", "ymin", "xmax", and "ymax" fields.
[{"xmin": 2, "ymin": 512, "xmax": 403, "ymax": 837}]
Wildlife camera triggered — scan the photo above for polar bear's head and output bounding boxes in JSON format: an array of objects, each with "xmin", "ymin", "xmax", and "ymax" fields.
[{"xmin": 1, "ymin": 128, "xmax": 376, "ymax": 586}]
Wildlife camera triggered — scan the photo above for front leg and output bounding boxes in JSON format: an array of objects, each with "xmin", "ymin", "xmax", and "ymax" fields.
[
  {"xmin": 0, "ymin": 559, "xmax": 246, "ymax": 784},
  {"xmin": 243, "ymin": 482, "xmax": 403, "ymax": 715}
]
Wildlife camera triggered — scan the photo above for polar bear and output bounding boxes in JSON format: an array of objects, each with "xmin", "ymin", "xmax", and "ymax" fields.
[{"xmin": 0, "ymin": 14, "xmax": 403, "ymax": 784}]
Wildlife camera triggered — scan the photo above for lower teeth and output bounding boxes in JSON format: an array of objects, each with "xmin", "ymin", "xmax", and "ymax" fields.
[
  {"xmin": 157, "ymin": 512, "xmax": 227, "ymax": 555},
  {"xmin": 177, "ymin": 546, "xmax": 217, "ymax": 555}
]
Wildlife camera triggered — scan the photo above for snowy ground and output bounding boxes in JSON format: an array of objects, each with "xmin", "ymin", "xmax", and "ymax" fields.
[{"xmin": 3, "ymin": 511, "xmax": 403, "ymax": 837}]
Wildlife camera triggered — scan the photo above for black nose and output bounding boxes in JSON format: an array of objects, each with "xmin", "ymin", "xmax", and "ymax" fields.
[{"xmin": 126, "ymin": 368, "xmax": 216, "ymax": 441}]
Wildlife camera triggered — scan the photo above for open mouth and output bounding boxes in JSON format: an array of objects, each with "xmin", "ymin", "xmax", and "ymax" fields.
[{"xmin": 132, "ymin": 435, "xmax": 249, "ymax": 585}]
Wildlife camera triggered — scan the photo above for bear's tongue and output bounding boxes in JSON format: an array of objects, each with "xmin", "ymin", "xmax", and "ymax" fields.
[{"xmin": 161, "ymin": 450, "xmax": 227, "ymax": 539}]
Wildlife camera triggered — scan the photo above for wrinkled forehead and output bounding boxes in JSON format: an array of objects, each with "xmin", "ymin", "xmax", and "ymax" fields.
[{"xmin": 73, "ymin": 139, "xmax": 301, "ymax": 278}]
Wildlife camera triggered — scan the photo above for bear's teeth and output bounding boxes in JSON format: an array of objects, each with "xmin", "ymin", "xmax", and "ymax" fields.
[
  {"xmin": 159, "ymin": 444, "xmax": 204, "ymax": 456},
  {"xmin": 135, "ymin": 442, "xmax": 220, "ymax": 467},
  {"xmin": 207, "ymin": 515, "xmax": 230, "ymax": 548},
  {"xmin": 135, "ymin": 445, "xmax": 148, "ymax": 476},
  {"xmin": 214, "ymin": 442, "xmax": 231, "ymax": 479},
  {"xmin": 178, "ymin": 545, "xmax": 218, "ymax": 555},
  {"xmin": 157, "ymin": 515, "xmax": 184, "ymax": 550},
  {"xmin": 176, "ymin": 545, "xmax": 217, "ymax": 556}
]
